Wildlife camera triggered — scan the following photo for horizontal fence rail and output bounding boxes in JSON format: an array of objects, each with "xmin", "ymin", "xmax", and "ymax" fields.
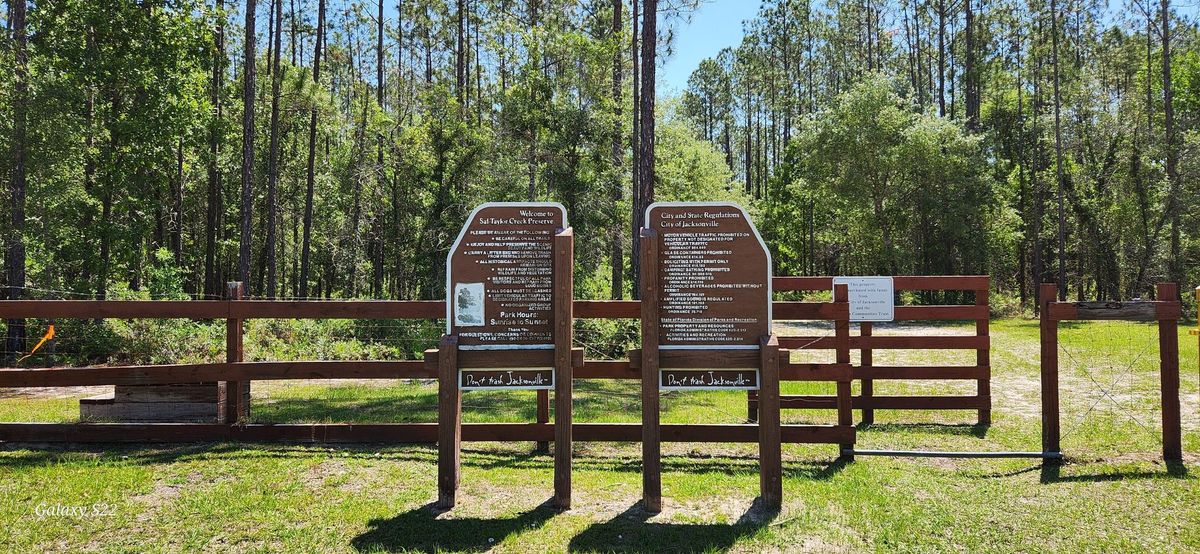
[{"xmin": 0, "ymin": 275, "xmax": 989, "ymax": 443}]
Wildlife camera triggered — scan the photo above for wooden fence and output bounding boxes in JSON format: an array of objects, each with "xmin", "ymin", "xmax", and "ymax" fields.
[
  {"xmin": 0, "ymin": 275, "xmax": 988, "ymax": 443},
  {"xmin": 750, "ymin": 276, "xmax": 991, "ymax": 425}
]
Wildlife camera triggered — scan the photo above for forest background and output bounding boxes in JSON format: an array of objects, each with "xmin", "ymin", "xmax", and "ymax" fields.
[{"xmin": 0, "ymin": 0, "xmax": 1197, "ymax": 358}]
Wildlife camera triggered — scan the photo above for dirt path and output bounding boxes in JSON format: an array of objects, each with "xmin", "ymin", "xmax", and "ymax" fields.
[{"xmin": 0, "ymin": 385, "xmax": 110, "ymax": 399}]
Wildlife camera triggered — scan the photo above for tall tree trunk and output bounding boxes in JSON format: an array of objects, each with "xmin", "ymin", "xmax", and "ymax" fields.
[
  {"xmin": 1050, "ymin": 0, "xmax": 1066, "ymax": 299},
  {"xmin": 82, "ymin": 28, "xmax": 96, "ymax": 292},
  {"xmin": 6, "ymin": 0, "xmax": 28, "ymax": 358},
  {"xmin": 1145, "ymin": 3, "xmax": 1154, "ymax": 136},
  {"xmin": 98, "ymin": 87, "xmax": 123, "ymax": 301},
  {"xmin": 1015, "ymin": 26, "xmax": 1027, "ymax": 306},
  {"xmin": 744, "ymin": 87, "xmax": 752, "ymax": 195},
  {"xmin": 289, "ymin": 0, "xmax": 296, "ymax": 65},
  {"xmin": 937, "ymin": 0, "xmax": 946, "ymax": 117},
  {"xmin": 629, "ymin": 0, "xmax": 641, "ymax": 298},
  {"xmin": 394, "ymin": 0, "xmax": 408, "ymax": 296},
  {"xmin": 914, "ymin": 0, "xmax": 924, "ymax": 107},
  {"xmin": 964, "ymin": 0, "xmax": 978, "ymax": 130},
  {"xmin": 635, "ymin": 0, "xmax": 656, "ymax": 295},
  {"xmin": 1031, "ymin": 17, "xmax": 1045, "ymax": 302},
  {"xmin": 610, "ymin": 0, "xmax": 624, "ymax": 300},
  {"xmin": 423, "ymin": 5, "xmax": 432, "ymax": 84},
  {"xmin": 346, "ymin": 36, "xmax": 366, "ymax": 297},
  {"xmin": 456, "ymin": 0, "xmax": 466, "ymax": 106},
  {"xmin": 264, "ymin": 0, "xmax": 283, "ymax": 298},
  {"xmin": 372, "ymin": 0, "xmax": 385, "ymax": 298},
  {"xmin": 1161, "ymin": 0, "xmax": 1181, "ymax": 290},
  {"xmin": 240, "ymin": 0, "xmax": 258, "ymax": 288},
  {"xmin": 265, "ymin": 0, "xmax": 276, "ymax": 80},
  {"xmin": 205, "ymin": 0, "xmax": 226, "ymax": 298},
  {"xmin": 172, "ymin": 138, "xmax": 184, "ymax": 265},
  {"xmin": 474, "ymin": 3, "xmax": 482, "ymax": 123},
  {"xmin": 300, "ymin": 0, "xmax": 326, "ymax": 298}
]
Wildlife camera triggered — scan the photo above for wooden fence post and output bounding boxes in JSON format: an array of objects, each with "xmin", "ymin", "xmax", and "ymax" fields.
[
  {"xmin": 758, "ymin": 335, "xmax": 781, "ymax": 511},
  {"xmin": 976, "ymin": 281, "xmax": 991, "ymax": 425},
  {"xmin": 1156, "ymin": 282, "xmax": 1182, "ymax": 462},
  {"xmin": 535, "ymin": 390, "xmax": 550, "ymax": 453},
  {"xmin": 1039, "ymin": 282, "xmax": 1060, "ymax": 458},
  {"xmin": 437, "ymin": 335, "xmax": 460, "ymax": 509},
  {"xmin": 834, "ymin": 284, "xmax": 854, "ymax": 461},
  {"xmin": 553, "ymin": 228, "xmax": 574, "ymax": 509},
  {"xmin": 639, "ymin": 228, "xmax": 661, "ymax": 513},
  {"xmin": 224, "ymin": 282, "xmax": 247, "ymax": 423},
  {"xmin": 859, "ymin": 322, "xmax": 873, "ymax": 425}
]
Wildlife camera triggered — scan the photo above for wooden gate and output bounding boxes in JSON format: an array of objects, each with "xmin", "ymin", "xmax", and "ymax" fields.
[
  {"xmin": 749, "ymin": 276, "xmax": 991, "ymax": 426},
  {"xmin": 1039, "ymin": 282, "xmax": 1182, "ymax": 461}
]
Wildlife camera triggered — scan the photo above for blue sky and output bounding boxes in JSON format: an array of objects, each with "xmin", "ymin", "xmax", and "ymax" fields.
[{"xmin": 660, "ymin": 0, "xmax": 762, "ymax": 94}]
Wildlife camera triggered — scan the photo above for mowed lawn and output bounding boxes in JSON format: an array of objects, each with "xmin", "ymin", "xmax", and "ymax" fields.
[{"xmin": 1, "ymin": 318, "xmax": 1198, "ymax": 552}]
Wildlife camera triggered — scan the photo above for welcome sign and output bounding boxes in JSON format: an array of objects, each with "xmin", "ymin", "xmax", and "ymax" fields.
[{"xmin": 446, "ymin": 202, "xmax": 566, "ymax": 390}]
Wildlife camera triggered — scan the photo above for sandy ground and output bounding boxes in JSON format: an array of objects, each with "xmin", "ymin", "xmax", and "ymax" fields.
[{"xmin": 0, "ymin": 385, "xmax": 110, "ymax": 399}]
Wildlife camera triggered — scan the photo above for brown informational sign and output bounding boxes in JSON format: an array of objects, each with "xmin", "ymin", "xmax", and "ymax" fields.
[
  {"xmin": 446, "ymin": 202, "xmax": 566, "ymax": 390},
  {"xmin": 646, "ymin": 202, "xmax": 772, "ymax": 350},
  {"xmin": 644, "ymin": 202, "xmax": 771, "ymax": 391}
]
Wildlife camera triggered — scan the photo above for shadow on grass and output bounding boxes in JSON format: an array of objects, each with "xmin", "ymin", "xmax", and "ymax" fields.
[
  {"xmin": 462, "ymin": 450, "xmax": 848, "ymax": 481},
  {"xmin": 568, "ymin": 501, "xmax": 774, "ymax": 553},
  {"xmin": 0, "ymin": 442, "xmax": 847, "ymax": 482},
  {"xmin": 1039, "ymin": 459, "xmax": 1190, "ymax": 483},
  {"xmin": 856, "ymin": 422, "xmax": 990, "ymax": 438},
  {"xmin": 0, "ymin": 442, "xmax": 258, "ymax": 468},
  {"xmin": 351, "ymin": 500, "xmax": 558, "ymax": 553},
  {"xmin": 0, "ymin": 442, "xmax": 439, "ymax": 469},
  {"xmin": 249, "ymin": 380, "xmax": 647, "ymax": 424}
]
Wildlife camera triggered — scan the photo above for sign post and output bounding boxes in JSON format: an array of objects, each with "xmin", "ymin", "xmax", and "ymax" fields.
[
  {"xmin": 435, "ymin": 203, "xmax": 577, "ymax": 510},
  {"xmin": 637, "ymin": 202, "xmax": 781, "ymax": 512}
]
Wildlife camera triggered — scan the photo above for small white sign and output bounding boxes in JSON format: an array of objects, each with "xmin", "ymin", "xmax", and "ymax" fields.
[{"xmin": 832, "ymin": 276, "xmax": 895, "ymax": 322}]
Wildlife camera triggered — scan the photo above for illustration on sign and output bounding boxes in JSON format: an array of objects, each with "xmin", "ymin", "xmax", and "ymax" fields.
[
  {"xmin": 454, "ymin": 283, "xmax": 484, "ymax": 326},
  {"xmin": 446, "ymin": 202, "xmax": 566, "ymax": 350},
  {"xmin": 832, "ymin": 276, "xmax": 895, "ymax": 322},
  {"xmin": 645, "ymin": 202, "xmax": 772, "ymax": 351}
]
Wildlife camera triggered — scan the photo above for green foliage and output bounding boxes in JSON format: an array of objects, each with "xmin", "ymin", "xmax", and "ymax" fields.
[
  {"xmin": 2, "ymin": 0, "xmax": 1198, "ymax": 322},
  {"xmin": 763, "ymin": 75, "xmax": 995, "ymax": 279},
  {"xmin": 145, "ymin": 249, "xmax": 188, "ymax": 301},
  {"xmin": 655, "ymin": 100, "xmax": 751, "ymax": 206}
]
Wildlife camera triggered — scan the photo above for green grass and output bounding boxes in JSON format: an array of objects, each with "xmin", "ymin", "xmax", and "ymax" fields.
[{"xmin": 1, "ymin": 318, "xmax": 1198, "ymax": 552}]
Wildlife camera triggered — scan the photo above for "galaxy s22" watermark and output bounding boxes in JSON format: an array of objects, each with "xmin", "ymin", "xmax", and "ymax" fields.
[{"xmin": 33, "ymin": 502, "xmax": 116, "ymax": 518}]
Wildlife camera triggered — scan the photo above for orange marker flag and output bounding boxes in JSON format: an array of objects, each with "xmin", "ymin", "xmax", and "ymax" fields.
[{"xmin": 16, "ymin": 324, "xmax": 55, "ymax": 365}]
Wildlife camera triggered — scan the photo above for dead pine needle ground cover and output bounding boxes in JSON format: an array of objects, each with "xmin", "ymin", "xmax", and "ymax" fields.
[{"xmin": 0, "ymin": 318, "xmax": 1198, "ymax": 552}]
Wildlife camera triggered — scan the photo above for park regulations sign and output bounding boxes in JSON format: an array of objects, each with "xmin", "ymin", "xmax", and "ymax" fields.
[
  {"xmin": 645, "ymin": 202, "xmax": 772, "ymax": 351},
  {"xmin": 643, "ymin": 202, "xmax": 771, "ymax": 391},
  {"xmin": 446, "ymin": 202, "xmax": 565, "ymax": 390},
  {"xmin": 831, "ymin": 276, "xmax": 895, "ymax": 322}
]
